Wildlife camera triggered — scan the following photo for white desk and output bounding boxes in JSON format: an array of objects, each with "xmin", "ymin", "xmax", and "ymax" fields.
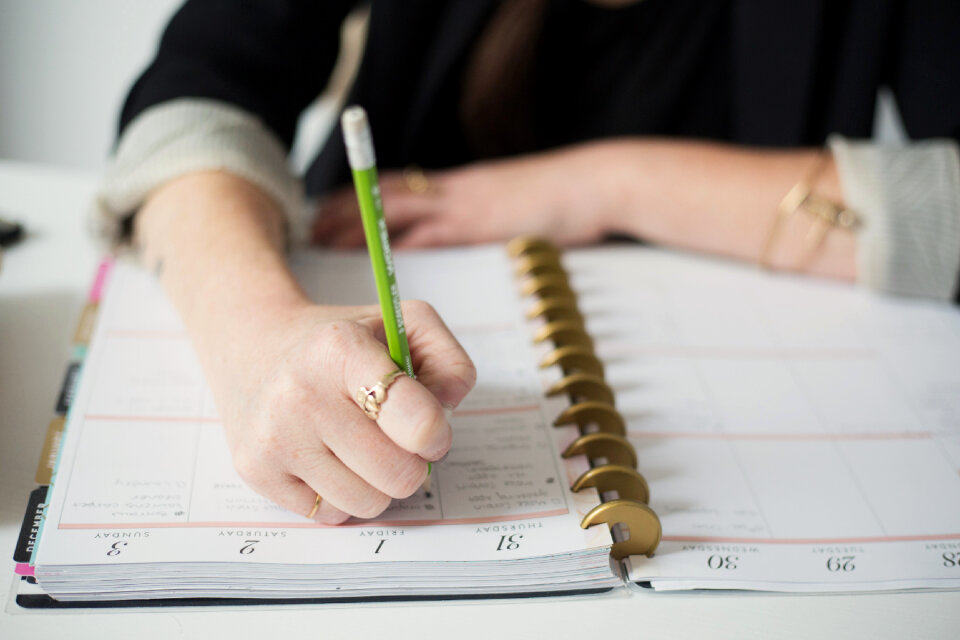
[{"xmin": 1, "ymin": 160, "xmax": 957, "ymax": 639}]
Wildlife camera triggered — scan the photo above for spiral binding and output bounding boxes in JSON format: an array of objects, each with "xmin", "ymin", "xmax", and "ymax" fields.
[{"xmin": 508, "ymin": 236, "xmax": 662, "ymax": 560}]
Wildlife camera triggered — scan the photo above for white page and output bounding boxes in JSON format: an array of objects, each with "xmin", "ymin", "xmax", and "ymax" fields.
[{"xmin": 564, "ymin": 247, "xmax": 960, "ymax": 591}]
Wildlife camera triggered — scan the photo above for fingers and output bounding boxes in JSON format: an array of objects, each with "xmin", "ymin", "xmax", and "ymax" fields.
[
  {"xmin": 321, "ymin": 407, "xmax": 429, "ymax": 499},
  {"xmin": 312, "ymin": 175, "xmax": 446, "ymax": 247},
  {"xmin": 287, "ymin": 445, "xmax": 395, "ymax": 520},
  {"xmin": 330, "ymin": 224, "xmax": 367, "ymax": 249},
  {"xmin": 226, "ymin": 304, "xmax": 472, "ymax": 525},
  {"xmin": 400, "ymin": 300, "xmax": 477, "ymax": 410},
  {"xmin": 393, "ymin": 221, "xmax": 462, "ymax": 248},
  {"xmin": 283, "ymin": 476, "xmax": 353, "ymax": 525},
  {"xmin": 380, "ymin": 191, "xmax": 444, "ymax": 230},
  {"xmin": 231, "ymin": 454, "xmax": 351, "ymax": 525},
  {"xmin": 235, "ymin": 399, "xmax": 424, "ymax": 522},
  {"xmin": 335, "ymin": 327, "xmax": 453, "ymax": 460}
]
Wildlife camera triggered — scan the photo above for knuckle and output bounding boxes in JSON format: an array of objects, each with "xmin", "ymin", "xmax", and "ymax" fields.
[
  {"xmin": 385, "ymin": 460, "xmax": 428, "ymax": 499},
  {"xmin": 354, "ymin": 491, "xmax": 392, "ymax": 519},
  {"xmin": 232, "ymin": 448, "xmax": 265, "ymax": 488},
  {"xmin": 294, "ymin": 445, "xmax": 331, "ymax": 476},
  {"xmin": 259, "ymin": 371, "xmax": 300, "ymax": 423},
  {"xmin": 405, "ymin": 402, "xmax": 447, "ymax": 453},
  {"xmin": 318, "ymin": 320, "xmax": 364, "ymax": 358},
  {"xmin": 316, "ymin": 321, "xmax": 371, "ymax": 384},
  {"xmin": 248, "ymin": 414, "xmax": 286, "ymax": 458},
  {"xmin": 403, "ymin": 299, "xmax": 436, "ymax": 320},
  {"xmin": 453, "ymin": 358, "xmax": 478, "ymax": 393},
  {"xmin": 321, "ymin": 509, "xmax": 351, "ymax": 525},
  {"xmin": 288, "ymin": 443, "xmax": 326, "ymax": 468}
]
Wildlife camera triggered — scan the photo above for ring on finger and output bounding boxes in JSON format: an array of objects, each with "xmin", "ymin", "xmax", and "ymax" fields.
[
  {"xmin": 356, "ymin": 368, "xmax": 406, "ymax": 420},
  {"xmin": 402, "ymin": 165, "xmax": 432, "ymax": 194},
  {"xmin": 307, "ymin": 493, "xmax": 322, "ymax": 519}
]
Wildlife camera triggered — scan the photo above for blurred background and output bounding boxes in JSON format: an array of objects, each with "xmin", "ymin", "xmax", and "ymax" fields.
[
  {"xmin": 0, "ymin": 0, "xmax": 182, "ymax": 171},
  {"xmin": 0, "ymin": 0, "xmax": 903, "ymax": 175},
  {"xmin": 0, "ymin": 0, "xmax": 366, "ymax": 173}
]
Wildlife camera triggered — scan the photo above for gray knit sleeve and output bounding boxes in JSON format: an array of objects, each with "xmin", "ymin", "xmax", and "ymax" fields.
[
  {"xmin": 829, "ymin": 136, "xmax": 960, "ymax": 300},
  {"xmin": 91, "ymin": 98, "xmax": 305, "ymax": 251}
]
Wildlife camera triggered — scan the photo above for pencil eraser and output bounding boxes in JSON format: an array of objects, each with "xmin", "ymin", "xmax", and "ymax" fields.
[{"xmin": 342, "ymin": 106, "xmax": 376, "ymax": 170}]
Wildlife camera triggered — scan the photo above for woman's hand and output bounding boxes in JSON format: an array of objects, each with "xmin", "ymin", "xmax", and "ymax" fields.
[
  {"xmin": 135, "ymin": 171, "xmax": 476, "ymax": 526},
  {"xmin": 214, "ymin": 299, "xmax": 476, "ymax": 525},
  {"xmin": 313, "ymin": 139, "xmax": 856, "ymax": 281},
  {"xmin": 313, "ymin": 144, "xmax": 619, "ymax": 248}
]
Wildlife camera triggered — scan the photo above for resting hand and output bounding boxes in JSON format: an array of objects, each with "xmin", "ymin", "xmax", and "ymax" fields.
[{"xmin": 313, "ymin": 144, "xmax": 617, "ymax": 248}]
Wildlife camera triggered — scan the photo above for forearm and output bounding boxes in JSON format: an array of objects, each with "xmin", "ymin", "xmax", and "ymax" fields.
[
  {"xmin": 591, "ymin": 140, "xmax": 856, "ymax": 280},
  {"xmin": 134, "ymin": 171, "xmax": 309, "ymax": 396},
  {"xmin": 131, "ymin": 170, "xmax": 472, "ymax": 522}
]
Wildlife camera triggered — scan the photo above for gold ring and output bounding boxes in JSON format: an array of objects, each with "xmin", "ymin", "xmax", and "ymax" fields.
[
  {"xmin": 356, "ymin": 368, "xmax": 406, "ymax": 420},
  {"xmin": 402, "ymin": 166, "xmax": 431, "ymax": 194},
  {"xmin": 307, "ymin": 493, "xmax": 322, "ymax": 519}
]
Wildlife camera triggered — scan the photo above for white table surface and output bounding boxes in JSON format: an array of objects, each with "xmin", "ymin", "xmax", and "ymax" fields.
[{"xmin": 1, "ymin": 160, "xmax": 958, "ymax": 639}]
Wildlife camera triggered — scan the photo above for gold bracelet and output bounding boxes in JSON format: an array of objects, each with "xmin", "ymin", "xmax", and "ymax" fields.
[{"xmin": 759, "ymin": 151, "xmax": 860, "ymax": 271}]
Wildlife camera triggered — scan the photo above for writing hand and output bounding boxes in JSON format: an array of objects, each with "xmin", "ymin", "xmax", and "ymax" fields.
[{"xmin": 216, "ymin": 300, "xmax": 476, "ymax": 524}]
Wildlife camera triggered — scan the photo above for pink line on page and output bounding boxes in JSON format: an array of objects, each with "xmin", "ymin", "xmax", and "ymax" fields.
[
  {"xmin": 84, "ymin": 403, "xmax": 543, "ymax": 423},
  {"xmin": 88, "ymin": 258, "xmax": 114, "ymax": 302},
  {"xmin": 599, "ymin": 344, "xmax": 877, "ymax": 360},
  {"xmin": 627, "ymin": 431, "xmax": 933, "ymax": 441},
  {"xmin": 453, "ymin": 404, "xmax": 541, "ymax": 417},
  {"xmin": 85, "ymin": 415, "xmax": 221, "ymax": 423},
  {"xmin": 662, "ymin": 533, "xmax": 960, "ymax": 544},
  {"xmin": 14, "ymin": 563, "xmax": 35, "ymax": 577},
  {"xmin": 106, "ymin": 329, "xmax": 189, "ymax": 339},
  {"xmin": 57, "ymin": 509, "xmax": 569, "ymax": 530}
]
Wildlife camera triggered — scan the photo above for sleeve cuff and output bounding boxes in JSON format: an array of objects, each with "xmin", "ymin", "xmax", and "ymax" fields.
[
  {"xmin": 91, "ymin": 98, "xmax": 305, "ymax": 252},
  {"xmin": 829, "ymin": 135, "xmax": 960, "ymax": 301}
]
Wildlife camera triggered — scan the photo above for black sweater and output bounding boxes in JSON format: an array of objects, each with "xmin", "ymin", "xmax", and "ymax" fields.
[{"xmin": 120, "ymin": 0, "xmax": 960, "ymax": 297}]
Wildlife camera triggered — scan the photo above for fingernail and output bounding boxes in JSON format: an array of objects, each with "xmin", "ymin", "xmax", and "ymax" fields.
[{"xmin": 424, "ymin": 433, "xmax": 452, "ymax": 461}]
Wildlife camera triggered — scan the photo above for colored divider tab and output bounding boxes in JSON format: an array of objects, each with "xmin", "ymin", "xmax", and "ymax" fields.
[
  {"xmin": 88, "ymin": 258, "xmax": 113, "ymax": 303},
  {"xmin": 13, "ymin": 486, "xmax": 49, "ymax": 564}
]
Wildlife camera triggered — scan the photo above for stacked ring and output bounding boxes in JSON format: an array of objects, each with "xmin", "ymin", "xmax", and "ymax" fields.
[{"xmin": 356, "ymin": 368, "xmax": 406, "ymax": 420}]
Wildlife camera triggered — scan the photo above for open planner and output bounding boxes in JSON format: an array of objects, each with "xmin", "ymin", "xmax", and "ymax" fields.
[{"xmin": 12, "ymin": 240, "xmax": 960, "ymax": 607}]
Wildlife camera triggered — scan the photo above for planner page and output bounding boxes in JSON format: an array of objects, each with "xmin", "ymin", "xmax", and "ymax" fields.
[
  {"xmin": 34, "ymin": 247, "xmax": 612, "ymax": 576},
  {"xmin": 567, "ymin": 247, "xmax": 960, "ymax": 592}
]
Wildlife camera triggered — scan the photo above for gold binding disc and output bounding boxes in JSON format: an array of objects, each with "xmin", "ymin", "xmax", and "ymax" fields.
[
  {"xmin": 547, "ymin": 373, "xmax": 615, "ymax": 406},
  {"xmin": 539, "ymin": 346, "xmax": 605, "ymax": 378},
  {"xmin": 554, "ymin": 401, "xmax": 626, "ymax": 436},
  {"xmin": 533, "ymin": 320, "xmax": 594, "ymax": 349},
  {"xmin": 526, "ymin": 297, "xmax": 584, "ymax": 325},
  {"xmin": 506, "ymin": 236, "xmax": 561, "ymax": 258},
  {"xmin": 562, "ymin": 432, "xmax": 636, "ymax": 468},
  {"xmin": 581, "ymin": 499, "xmax": 662, "ymax": 559},
  {"xmin": 571, "ymin": 464, "xmax": 650, "ymax": 504},
  {"xmin": 521, "ymin": 273, "xmax": 575, "ymax": 299},
  {"xmin": 514, "ymin": 253, "xmax": 565, "ymax": 279}
]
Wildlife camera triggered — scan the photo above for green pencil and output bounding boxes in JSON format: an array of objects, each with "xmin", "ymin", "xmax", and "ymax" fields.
[
  {"xmin": 342, "ymin": 106, "xmax": 415, "ymax": 378},
  {"xmin": 342, "ymin": 106, "xmax": 433, "ymax": 491}
]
